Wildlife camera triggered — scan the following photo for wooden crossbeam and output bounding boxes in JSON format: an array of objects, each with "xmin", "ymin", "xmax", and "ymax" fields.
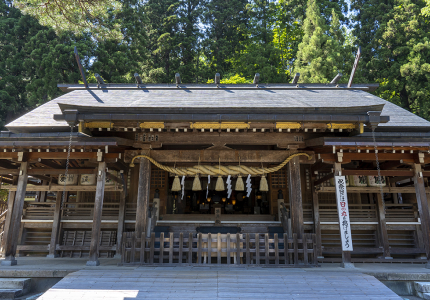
[
  {"xmin": 320, "ymin": 153, "xmax": 424, "ymax": 164},
  {"xmin": 125, "ymin": 150, "xmax": 315, "ymax": 164},
  {"xmin": 1, "ymin": 185, "xmax": 122, "ymax": 192},
  {"xmin": 314, "ymin": 173, "xmax": 334, "ymax": 186},
  {"xmin": 0, "ymin": 169, "xmax": 95, "ymax": 176},
  {"xmin": 37, "ymin": 159, "xmax": 65, "ymax": 169}
]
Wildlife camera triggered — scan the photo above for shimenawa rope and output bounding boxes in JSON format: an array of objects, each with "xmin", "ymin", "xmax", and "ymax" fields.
[{"xmin": 129, "ymin": 153, "xmax": 312, "ymax": 176}]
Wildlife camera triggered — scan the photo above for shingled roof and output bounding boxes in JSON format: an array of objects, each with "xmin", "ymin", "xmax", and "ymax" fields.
[{"xmin": 6, "ymin": 84, "xmax": 430, "ymax": 133}]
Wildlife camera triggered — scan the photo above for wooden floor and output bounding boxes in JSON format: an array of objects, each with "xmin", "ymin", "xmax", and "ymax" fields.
[{"xmin": 38, "ymin": 267, "xmax": 401, "ymax": 299}]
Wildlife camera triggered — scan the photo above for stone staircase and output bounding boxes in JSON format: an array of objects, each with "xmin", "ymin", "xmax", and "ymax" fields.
[{"xmin": 0, "ymin": 278, "xmax": 31, "ymax": 299}]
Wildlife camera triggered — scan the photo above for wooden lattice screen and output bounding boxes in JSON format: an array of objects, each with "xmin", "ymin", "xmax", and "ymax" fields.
[
  {"xmin": 270, "ymin": 167, "xmax": 287, "ymax": 189},
  {"xmin": 151, "ymin": 166, "xmax": 166, "ymax": 189}
]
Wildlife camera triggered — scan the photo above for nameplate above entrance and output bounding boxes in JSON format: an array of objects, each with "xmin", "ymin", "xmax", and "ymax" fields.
[{"xmin": 124, "ymin": 150, "xmax": 315, "ymax": 164}]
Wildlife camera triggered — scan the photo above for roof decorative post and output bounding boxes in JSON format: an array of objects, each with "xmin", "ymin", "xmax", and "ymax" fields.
[{"xmin": 74, "ymin": 46, "xmax": 88, "ymax": 88}]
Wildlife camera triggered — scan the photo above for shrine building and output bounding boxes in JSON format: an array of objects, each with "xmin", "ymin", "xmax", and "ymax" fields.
[{"xmin": 1, "ymin": 72, "xmax": 430, "ymax": 268}]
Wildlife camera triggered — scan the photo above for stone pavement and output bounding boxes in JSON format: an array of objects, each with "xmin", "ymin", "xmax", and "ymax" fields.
[{"xmin": 38, "ymin": 267, "xmax": 401, "ymax": 300}]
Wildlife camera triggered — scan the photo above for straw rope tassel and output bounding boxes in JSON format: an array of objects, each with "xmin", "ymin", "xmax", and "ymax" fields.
[
  {"xmin": 192, "ymin": 156, "xmax": 202, "ymax": 191},
  {"xmin": 235, "ymin": 156, "xmax": 244, "ymax": 191},
  {"xmin": 172, "ymin": 176, "xmax": 181, "ymax": 191},
  {"xmin": 215, "ymin": 157, "xmax": 224, "ymax": 191},
  {"xmin": 259, "ymin": 162, "xmax": 269, "ymax": 192},
  {"xmin": 129, "ymin": 153, "xmax": 312, "ymax": 176}
]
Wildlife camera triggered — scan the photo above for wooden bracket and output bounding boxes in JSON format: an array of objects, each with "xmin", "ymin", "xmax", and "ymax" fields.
[{"xmin": 419, "ymin": 153, "xmax": 425, "ymax": 164}]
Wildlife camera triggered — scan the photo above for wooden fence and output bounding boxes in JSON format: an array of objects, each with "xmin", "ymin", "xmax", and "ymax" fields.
[{"xmin": 120, "ymin": 232, "xmax": 318, "ymax": 267}]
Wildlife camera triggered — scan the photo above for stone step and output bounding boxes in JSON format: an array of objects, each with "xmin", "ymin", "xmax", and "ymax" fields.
[
  {"xmin": 0, "ymin": 288, "xmax": 24, "ymax": 299},
  {"xmin": 421, "ymin": 293, "xmax": 430, "ymax": 300},
  {"xmin": 415, "ymin": 282, "xmax": 430, "ymax": 293},
  {"xmin": 0, "ymin": 279, "xmax": 30, "ymax": 290}
]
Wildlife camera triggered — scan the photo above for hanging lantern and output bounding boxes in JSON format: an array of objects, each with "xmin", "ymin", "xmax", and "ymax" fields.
[
  {"xmin": 222, "ymin": 197, "xmax": 226, "ymax": 202},
  {"xmin": 171, "ymin": 175, "xmax": 181, "ymax": 191},
  {"xmin": 207, "ymin": 196, "xmax": 211, "ymax": 203},
  {"xmin": 259, "ymin": 175, "xmax": 269, "ymax": 192},
  {"xmin": 215, "ymin": 176, "xmax": 224, "ymax": 191},
  {"xmin": 192, "ymin": 175, "xmax": 202, "ymax": 191},
  {"xmin": 232, "ymin": 199, "xmax": 236, "ymax": 205},
  {"xmin": 235, "ymin": 175, "xmax": 244, "ymax": 191}
]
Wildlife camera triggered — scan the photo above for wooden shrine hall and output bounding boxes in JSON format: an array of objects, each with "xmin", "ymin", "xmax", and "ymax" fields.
[{"xmin": 1, "ymin": 73, "xmax": 430, "ymax": 268}]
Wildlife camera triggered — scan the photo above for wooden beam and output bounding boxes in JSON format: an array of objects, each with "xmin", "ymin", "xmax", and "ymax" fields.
[
  {"xmin": 1, "ymin": 162, "xmax": 28, "ymax": 266},
  {"xmin": 115, "ymin": 173, "xmax": 127, "ymax": 258},
  {"xmin": 334, "ymin": 162, "xmax": 353, "ymax": 268},
  {"xmin": 27, "ymin": 152, "xmax": 120, "ymax": 161},
  {"xmin": 0, "ymin": 168, "xmax": 97, "ymax": 176},
  {"xmin": 37, "ymin": 159, "xmax": 65, "ymax": 169},
  {"xmin": 375, "ymin": 193, "xmax": 391, "ymax": 258},
  {"xmin": 314, "ymin": 173, "xmax": 334, "ymax": 186},
  {"xmin": 320, "ymin": 153, "xmax": 423, "ymax": 164},
  {"xmin": 379, "ymin": 161, "xmax": 405, "ymax": 170},
  {"xmin": 413, "ymin": 164, "xmax": 430, "ymax": 267},
  {"xmin": 2, "ymin": 185, "xmax": 122, "ymax": 192},
  {"xmin": 135, "ymin": 159, "xmax": 151, "ymax": 238},
  {"xmin": 142, "ymin": 132, "xmax": 306, "ymax": 147},
  {"xmin": 39, "ymin": 180, "xmax": 48, "ymax": 202},
  {"xmin": 288, "ymin": 154, "xmax": 303, "ymax": 238},
  {"xmin": 47, "ymin": 192, "xmax": 62, "ymax": 258},
  {"xmin": 106, "ymin": 172, "xmax": 122, "ymax": 185},
  {"xmin": 86, "ymin": 162, "xmax": 106, "ymax": 266},
  {"xmin": 0, "ymin": 160, "xmax": 17, "ymax": 169},
  {"xmin": 317, "ymin": 186, "xmax": 429, "ymax": 193},
  {"xmin": 125, "ymin": 150, "xmax": 315, "ymax": 164},
  {"xmin": 311, "ymin": 160, "xmax": 332, "ymax": 173},
  {"xmin": 342, "ymin": 170, "xmax": 414, "ymax": 177}
]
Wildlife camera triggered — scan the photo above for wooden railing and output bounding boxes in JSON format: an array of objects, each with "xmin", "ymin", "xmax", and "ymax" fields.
[
  {"xmin": 319, "ymin": 204, "xmax": 377, "ymax": 222},
  {"xmin": 385, "ymin": 204, "xmax": 418, "ymax": 222},
  {"xmin": 120, "ymin": 231, "xmax": 318, "ymax": 267}
]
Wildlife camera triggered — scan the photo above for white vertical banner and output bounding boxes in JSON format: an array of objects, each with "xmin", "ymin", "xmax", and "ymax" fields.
[{"xmin": 335, "ymin": 176, "xmax": 353, "ymax": 251}]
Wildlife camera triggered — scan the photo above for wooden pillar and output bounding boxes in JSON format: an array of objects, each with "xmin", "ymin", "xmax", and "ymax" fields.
[
  {"xmin": 311, "ymin": 179, "xmax": 322, "ymax": 257},
  {"xmin": 333, "ymin": 162, "xmax": 353, "ymax": 268},
  {"xmin": 39, "ymin": 180, "xmax": 48, "ymax": 202},
  {"xmin": 115, "ymin": 173, "xmax": 127, "ymax": 258},
  {"xmin": 1, "ymin": 176, "xmax": 17, "ymax": 256},
  {"xmin": 288, "ymin": 155, "xmax": 303, "ymax": 238},
  {"xmin": 47, "ymin": 192, "xmax": 63, "ymax": 258},
  {"xmin": 2, "ymin": 162, "xmax": 28, "ymax": 266},
  {"xmin": 375, "ymin": 193, "xmax": 391, "ymax": 258},
  {"xmin": 86, "ymin": 162, "xmax": 106, "ymax": 266},
  {"xmin": 413, "ymin": 164, "xmax": 430, "ymax": 267},
  {"xmin": 135, "ymin": 159, "xmax": 151, "ymax": 238}
]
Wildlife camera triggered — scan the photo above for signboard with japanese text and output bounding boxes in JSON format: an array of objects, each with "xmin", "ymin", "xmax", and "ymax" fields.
[{"xmin": 335, "ymin": 176, "xmax": 353, "ymax": 251}]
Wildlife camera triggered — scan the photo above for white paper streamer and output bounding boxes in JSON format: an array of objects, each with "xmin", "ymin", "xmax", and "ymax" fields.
[
  {"xmin": 246, "ymin": 174, "xmax": 252, "ymax": 197},
  {"xmin": 226, "ymin": 175, "xmax": 232, "ymax": 198},
  {"xmin": 181, "ymin": 176, "xmax": 185, "ymax": 200},
  {"xmin": 206, "ymin": 175, "xmax": 210, "ymax": 198}
]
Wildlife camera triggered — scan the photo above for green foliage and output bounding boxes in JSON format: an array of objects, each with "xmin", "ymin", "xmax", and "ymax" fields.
[
  {"xmin": 203, "ymin": 0, "xmax": 249, "ymax": 75},
  {"xmin": 13, "ymin": 0, "xmax": 123, "ymax": 40},
  {"xmin": 294, "ymin": 0, "xmax": 352, "ymax": 83},
  {"xmin": 0, "ymin": 187, "xmax": 7, "ymax": 203},
  {"xmin": 2, "ymin": 0, "xmax": 430, "ymax": 128},
  {"xmin": 0, "ymin": 1, "xmax": 92, "ymax": 127},
  {"xmin": 353, "ymin": 0, "xmax": 430, "ymax": 120},
  {"xmin": 422, "ymin": 0, "xmax": 430, "ymax": 16},
  {"xmin": 207, "ymin": 74, "xmax": 252, "ymax": 84}
]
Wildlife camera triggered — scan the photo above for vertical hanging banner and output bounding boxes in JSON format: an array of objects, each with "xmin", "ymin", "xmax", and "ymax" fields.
[{"xmin": 335, "ymin": 176, "xmax": 353, "ymax": 251}]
